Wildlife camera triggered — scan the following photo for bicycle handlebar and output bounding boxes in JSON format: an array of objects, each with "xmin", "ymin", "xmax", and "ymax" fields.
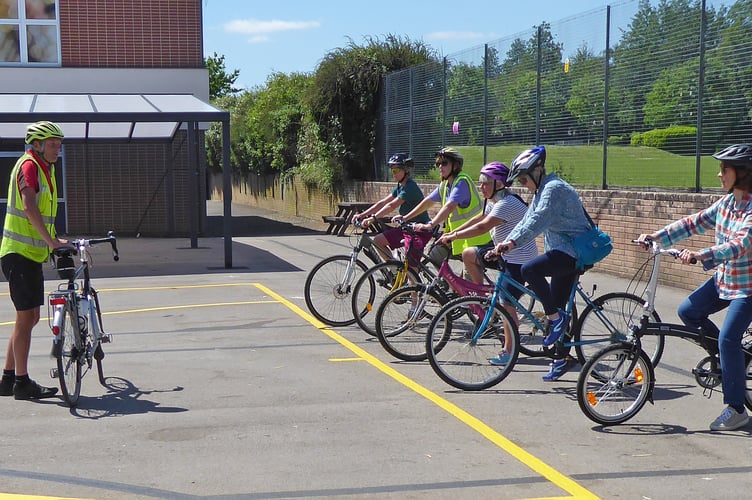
[
  {"xmin": 634, "ymin": 238, "xmax": 696, "ymax": 264},
  {"xmin": 52, "ymin": 231, "xmax": 119, "ymax": 262}
]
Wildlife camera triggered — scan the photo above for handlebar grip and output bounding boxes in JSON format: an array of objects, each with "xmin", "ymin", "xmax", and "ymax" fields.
[{"xmin": 108, "ymin": 231, "xmax": 119, "ymax": 261}]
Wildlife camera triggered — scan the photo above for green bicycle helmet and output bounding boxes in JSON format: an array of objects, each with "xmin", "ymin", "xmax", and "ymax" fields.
[{"xmin": 25, "ymin": 121, "xmax": 64, "ymax": 145}]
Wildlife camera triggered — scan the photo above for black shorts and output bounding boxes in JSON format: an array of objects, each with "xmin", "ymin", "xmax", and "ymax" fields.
[{"xmin": 1, "ymin": 253, "xmax": 45, "ymax": 311}]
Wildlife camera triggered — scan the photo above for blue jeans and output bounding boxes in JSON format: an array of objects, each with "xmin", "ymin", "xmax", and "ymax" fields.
[
  {"xmin": 520, "ymin": 250, "xmax": 578, "ymax": 316},
  {"xmin": 677, "ymin": 278, "xmax": 752, "ymax": 408}
]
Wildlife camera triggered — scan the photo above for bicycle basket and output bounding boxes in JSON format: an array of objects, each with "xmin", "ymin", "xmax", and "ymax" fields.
[{"xmin": 55, "ymin": 254, "xmax": 75, "ymax": 280}]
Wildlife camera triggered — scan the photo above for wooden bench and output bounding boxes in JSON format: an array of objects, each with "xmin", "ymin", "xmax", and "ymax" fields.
[{"xmin": 322, "ymin": 215, "xmax": 349, "ymax": 235}]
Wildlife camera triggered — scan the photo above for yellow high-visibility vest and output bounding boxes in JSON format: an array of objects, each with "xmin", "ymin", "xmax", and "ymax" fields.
[
  {"xmin": 1, "ymin": 152, "xmax": 57, "ymax": 263},
  {"xmin": 439, "ymin": 171, "xmax": 490, "ymax": 255}
]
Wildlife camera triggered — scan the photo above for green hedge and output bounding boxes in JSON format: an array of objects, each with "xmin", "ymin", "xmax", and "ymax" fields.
[{"xmin": 631, "ymin": 126, "xmax": 697, "ymax": 155}]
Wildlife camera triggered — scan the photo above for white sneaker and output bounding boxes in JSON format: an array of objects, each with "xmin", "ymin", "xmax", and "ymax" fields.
[{"xmin": 709, "ymin": 406, "xmax": 750, "ymax": 431}]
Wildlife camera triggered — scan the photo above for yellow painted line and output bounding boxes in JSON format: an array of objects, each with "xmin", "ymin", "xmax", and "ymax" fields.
[
  {"xmin": 0, "ymin": 301, "xmax": 277, "ymax": 327},
  {"xmin": 0, "ymin": 495, "xmax": 89, "ymax": 500},
  {"xmin": 255, "ymin": 282, "xmax": 600, "ymax": 500},
  {"xmin": 329, "ymin": 357, "xmax": 366, "ymax": 362}
]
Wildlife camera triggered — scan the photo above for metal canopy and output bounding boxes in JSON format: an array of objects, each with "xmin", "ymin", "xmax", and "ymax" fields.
[
  {"xmin": 0, "ymin": 93, "xmax": 234, "ymax": 268},
  {"xmin": 0, "ymin": 93, "xmax": 225, "ymax": 140}
]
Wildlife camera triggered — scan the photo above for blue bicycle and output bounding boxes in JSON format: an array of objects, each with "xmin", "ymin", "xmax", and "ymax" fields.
[{"xmin": 425, "ymin": 258, "xmax": 663, "ymax": 390}]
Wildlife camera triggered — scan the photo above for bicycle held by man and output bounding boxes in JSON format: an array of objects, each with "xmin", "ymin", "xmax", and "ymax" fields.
[{"xmin": 48, "ymin": 232, "xmax": 119, "ymax": 407}]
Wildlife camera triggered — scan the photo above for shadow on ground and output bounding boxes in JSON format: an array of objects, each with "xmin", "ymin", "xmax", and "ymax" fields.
[{"xmin": 205, "ymin": 214, "xmax": 323, "ymax": 237}]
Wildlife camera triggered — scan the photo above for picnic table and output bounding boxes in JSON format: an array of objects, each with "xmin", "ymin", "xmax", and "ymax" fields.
[{"xmin": 322, "ymin": 201, "xmax": 390, "ymax": 236}]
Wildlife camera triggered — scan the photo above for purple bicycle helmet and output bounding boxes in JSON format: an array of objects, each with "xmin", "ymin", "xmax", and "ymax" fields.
[{"xmin": 480, "ymin": 161, "xmax": 511, "ymax": 187}]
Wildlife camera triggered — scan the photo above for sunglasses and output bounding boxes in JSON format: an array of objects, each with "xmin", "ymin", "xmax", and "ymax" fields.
[
  {"xmin": 435, "ymin": 160, "xmax": 450, "ymax": 168},
  {"xmin": 391, "ymin": 167, "xmax": 404, "ymax": 174}
]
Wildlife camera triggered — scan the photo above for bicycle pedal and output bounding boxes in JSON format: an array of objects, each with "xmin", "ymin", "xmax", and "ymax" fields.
[
  {"xmin": 101, "ymin": 334, "xmax": 112, "ymax": 343},
  {"xmin": 50, "ymin": 368, "xmax": 59, "ymax": 379}
]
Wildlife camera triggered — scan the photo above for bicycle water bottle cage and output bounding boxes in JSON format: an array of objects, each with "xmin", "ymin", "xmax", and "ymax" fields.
[{"xmin": 54, "ymin": 254, "xmax": 75, "ymax": 280}]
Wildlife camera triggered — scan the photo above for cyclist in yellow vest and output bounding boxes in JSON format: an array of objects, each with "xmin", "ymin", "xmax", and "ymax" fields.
[
  {"xmin": 0, "ymin": 121, "xmax": 69, "ymax": 400},
  {"xmin": 393, "ymin": 148, "xmax": 490, "ymax": 262}
]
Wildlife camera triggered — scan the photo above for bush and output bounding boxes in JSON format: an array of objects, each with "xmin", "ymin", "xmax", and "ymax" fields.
[{"xmin": 631, "ymin": 126, "xmax": 697, "ymax": 155}]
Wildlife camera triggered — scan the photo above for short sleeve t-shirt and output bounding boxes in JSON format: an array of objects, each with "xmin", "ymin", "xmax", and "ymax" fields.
[
  {"xmin": 393, "ymin": 178, "xmax": 430, "ymax": 223},
  {"xmin": 486, "ymin": 193, "xmax": 537, "ymax": 265}
]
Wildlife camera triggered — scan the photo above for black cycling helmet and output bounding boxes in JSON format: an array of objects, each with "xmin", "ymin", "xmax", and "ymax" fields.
[
  {"xmin": 507, "ymin": 146, "xmax": 546, "ymax": 183},
  {"xmin": 435, "ymin": 147, "xmax": 464, "ymax": 169},
  {"xmin": 388, "ymin": 153, "xmax": 414, "ymax": 169},
  {"xmin": 712, "ymin": 144, "xmax": 752, "ymax": 167}
]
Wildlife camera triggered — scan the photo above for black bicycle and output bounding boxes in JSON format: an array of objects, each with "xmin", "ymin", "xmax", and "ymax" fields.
[
  {"xmin": 577, "ymin": 239, "xmax": 752, "ymax": 425},
  {"xmin": 49, "ymin": 232, "xmax": 119, "ymax": 407}
]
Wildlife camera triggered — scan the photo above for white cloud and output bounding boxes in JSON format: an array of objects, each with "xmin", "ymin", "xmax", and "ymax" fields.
[
  {"xmin": 426, "ymin": 31, "xmax": 488, "ymax": 41},
  {"xmin": 224, "ymin": 18, "xmax": 320, "ymax": 35}
]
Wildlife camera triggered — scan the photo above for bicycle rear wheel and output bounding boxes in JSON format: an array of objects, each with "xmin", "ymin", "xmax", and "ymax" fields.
[
  {"xmin": 304, "ymin": 255, "xmax": 369, "ymax": 326},
  {"xmin": 56, "ymin": 305, "xmax": 82, "ymax": 407},
  {"xmin": 573, "ymin": 292, "xmax": 664, "ymax": 367},
  {"xmin": 577, "ymin": 343, "xmax": 654, "ymax": 425},
  {"xmin": 375, "ymin": 284, "xmax": 445, "ymax": 361},
  {"xmin": 351, "ymin": 261, "xmax": 420, "ymax": 337},
  {"xmin": 426, "ymin": 296, "xmax": 519, "ymax": 391}
]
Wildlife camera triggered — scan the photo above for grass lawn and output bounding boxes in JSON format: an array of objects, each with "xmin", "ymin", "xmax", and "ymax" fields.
[{"xmin": 418, "ymin": 144, "xmax": 723, "ymax": 190}]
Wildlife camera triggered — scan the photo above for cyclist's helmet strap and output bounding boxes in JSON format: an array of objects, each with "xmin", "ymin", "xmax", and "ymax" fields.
[
  {"xmin": 25, "ymin": 121, "xmax": 64, "ymax": 145},
  {"xmin": 507, "ymin": 146, "xmax": 546, "ymax": 183}
]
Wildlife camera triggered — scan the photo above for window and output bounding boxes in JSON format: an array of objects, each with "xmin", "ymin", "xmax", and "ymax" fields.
[{"xmin": 0, "ymin": 0, "xmax": 59, "ymax": 64}]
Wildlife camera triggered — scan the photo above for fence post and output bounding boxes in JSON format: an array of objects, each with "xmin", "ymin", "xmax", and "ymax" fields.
[
  {"xmin": 602, "ymin": 5, "xmax": 611, "ymax": 190},
  {"xmin": 483, "ymin": 43, "xmax": 489, "ymax": 164},
  {"xmin": 442, "ymin": 56, "xmax": 447, "ymax": 148},
  {"xmin": 536, "ymin": 25, "xmax": 542, "ymax": 146},
  {"xmin": 695, "ymin": 0, "xmax": 707, "ymax": 193}
]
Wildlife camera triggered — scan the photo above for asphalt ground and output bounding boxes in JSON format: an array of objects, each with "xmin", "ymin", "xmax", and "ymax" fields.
[{"xmin": 0, "ymin": 203, "xmax": 751, "ymax": 500}]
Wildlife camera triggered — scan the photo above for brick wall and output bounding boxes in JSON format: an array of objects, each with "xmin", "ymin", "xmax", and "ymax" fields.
[
  {"xmin": 213, "ymin": 173, "xmax": 723, "ymax": 292},
  {"xmin": 59, "ymin": 0, "xmax": 203, "ymax": 67}
]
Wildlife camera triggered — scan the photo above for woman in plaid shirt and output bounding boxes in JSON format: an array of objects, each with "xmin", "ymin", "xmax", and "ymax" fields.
[{"xmin": 639, "ymin": 144, "xmax": 752, "ymax": 432}]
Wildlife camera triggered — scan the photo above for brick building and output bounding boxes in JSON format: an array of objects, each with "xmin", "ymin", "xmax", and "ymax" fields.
[{"xmin": 0, "ymin": 0, "xmax": 229, "ymax": 240}]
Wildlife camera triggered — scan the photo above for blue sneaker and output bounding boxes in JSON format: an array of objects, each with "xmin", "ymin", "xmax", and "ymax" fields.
[
  {"xmin": 543, "ymin": 312, "xmax": 570, "ymax": 346},
  {"xmin": 542, "ymin": 357, "xmax": 574, "ymax": 382},
  {"xmin": 488, "ymin": 351, "xmax": 511, "ymax": 366}
]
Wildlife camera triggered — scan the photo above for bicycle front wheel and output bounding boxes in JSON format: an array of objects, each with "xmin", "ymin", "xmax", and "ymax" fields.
[
  {"xmin": 517, "ymin": 295, "xmax": 548, "ymax": 357},
  {"xmin": 304, "ymin": 255, "xmax": 369, "ymax": 326},
  {"xmin": 56, "ymin": 305, "xmax": 82, "ymax": 407},
  {"xmin": 426, "ymin": 296, "xmax": 519, "ymax": 391},
  {"xmin": 351, "ymin": 261, "xmax": 420, "ymax": 337},
  {"xmin": 375, "ymin": 284, "xmax": 446, "ymax": 361},
  {"xmin": 577, "ymin": 343, "xmax": 654, "ymax": 426},
  {"xmin": 573, "ymin": 292, "xmax": 664, "ymax": 367}
]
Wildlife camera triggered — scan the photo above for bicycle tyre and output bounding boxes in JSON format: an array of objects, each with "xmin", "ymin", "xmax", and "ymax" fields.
[
  {"xmin": 304, "ymin": 255, "xmax": 369, "ymax": 326},
  {"xmin": 351, "ymin": 260, "xmax": 420, "ymax": 337},
  {"xmin": 577, "ymin": 343, "xmax": 654, "ymax": 426},
  {"xmin": 573, "ymin": 292, "xmax": 664, "ymax": 367},
  {"xmin": 56, "ymin": 305, "xmax": 82, "ymax": 407},
  {"xmin": 425, "ymin": 296, "xmax": 520, "ymax": 391},
  {"xmin": 374, "ymin": 284, "xmax": 446, "ymax": 361}
]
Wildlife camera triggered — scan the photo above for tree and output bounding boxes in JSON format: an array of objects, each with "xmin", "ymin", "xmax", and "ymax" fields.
[
  {"xmin": 307, "ymin": 35, "xmax": 437, "ymax": 181},
  {"xmin": 206, "ymin": 52, "xmax": 241, "ymax": 100}
]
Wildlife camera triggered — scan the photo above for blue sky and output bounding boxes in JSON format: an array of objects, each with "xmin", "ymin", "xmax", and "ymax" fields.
[{"xmin": 201, "ymin": 0, "xmax": 726, "ymax": 90}]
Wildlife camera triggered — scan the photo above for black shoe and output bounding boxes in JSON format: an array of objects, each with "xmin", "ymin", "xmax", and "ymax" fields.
[
  {"xmin": 0, "ymin": 379, "xmax": 13, "ymax": 396},
  {"xmin": 13, "ymin": 380, "xmax": 59, "ymax": 400}
]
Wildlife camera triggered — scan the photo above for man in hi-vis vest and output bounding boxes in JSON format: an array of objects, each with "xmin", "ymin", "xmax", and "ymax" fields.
[
  {"xmin": 393, "ymin": 148, "xmax": 490, "ymax": 264},
  {"xmin": 0, "ymin": 121, "xmax": 69, "ymax": 400}
]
